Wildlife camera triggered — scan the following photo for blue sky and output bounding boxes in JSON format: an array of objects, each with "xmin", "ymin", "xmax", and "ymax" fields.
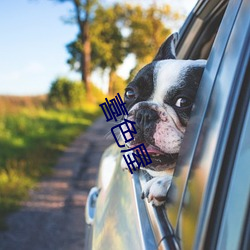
[
  {"xmin": 0, "ymin": 0, "xmax": 78, "ymax": 95},
  {"xmin": 0, "ymin": 0, "xmax": 196, "ymax": 96}
]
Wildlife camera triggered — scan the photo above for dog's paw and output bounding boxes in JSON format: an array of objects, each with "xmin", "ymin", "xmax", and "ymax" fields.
[{"xmin": 141, "ymin": 175, "xmax": 172, "ymax": 206}]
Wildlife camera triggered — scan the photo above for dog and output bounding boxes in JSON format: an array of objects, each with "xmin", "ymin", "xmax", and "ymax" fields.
[{"xmin": 121, "ymin": 33, "xmax": 206, "ymax": 206}]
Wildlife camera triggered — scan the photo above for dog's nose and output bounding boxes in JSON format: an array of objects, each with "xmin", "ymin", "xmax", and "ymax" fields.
[{"xmin": 135, "ymin": 109, "xmax": 159, "ymax": 129}]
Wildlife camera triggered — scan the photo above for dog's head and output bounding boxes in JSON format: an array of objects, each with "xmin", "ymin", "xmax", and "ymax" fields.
[{"xmin": 124, "ymin": 33, "xmax": 206, "ymax": 174}]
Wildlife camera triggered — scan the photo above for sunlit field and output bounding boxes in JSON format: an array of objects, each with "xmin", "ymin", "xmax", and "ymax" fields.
[{"xmin": 0, "ymin": 96, "xmax": 101, "ymax": 229}]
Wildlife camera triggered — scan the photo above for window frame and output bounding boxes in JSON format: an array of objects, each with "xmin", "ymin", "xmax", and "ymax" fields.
[
  {"xmin": 136, "ymin": 0, "xmax": 232, "ymax": 248},
  {"xmin": 164, "ymin": 0, "xmax": 250, "ymax": 249}
]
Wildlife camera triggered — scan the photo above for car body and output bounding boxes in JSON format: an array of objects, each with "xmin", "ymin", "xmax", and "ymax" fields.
[{"xmin": 85, "ymin": 0, "xmax": 250, "ymax": 249}]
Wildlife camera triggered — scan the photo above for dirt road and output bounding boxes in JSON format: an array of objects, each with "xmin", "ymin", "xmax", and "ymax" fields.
[{"xmin": 0, "ymin": 116, "xmax": 113, "ymax": 250}]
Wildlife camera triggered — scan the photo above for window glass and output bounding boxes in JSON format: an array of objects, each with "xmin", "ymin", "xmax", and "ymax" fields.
[{"xmin": 216, "ymin": 94, "xmax": 250, "ymax": 249}]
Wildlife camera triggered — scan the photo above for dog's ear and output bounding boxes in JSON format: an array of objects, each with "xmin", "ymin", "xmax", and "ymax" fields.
[{"xmin": 153, "ymin": 32, "xmax": 179, "ymax": 61}]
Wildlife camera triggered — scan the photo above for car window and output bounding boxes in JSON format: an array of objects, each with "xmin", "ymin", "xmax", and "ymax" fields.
[
  {"xmin": 215, "ymin": 74, "xmax": 250, "ymax": 250},
  {"xmin": 166, "ymin": 0, "xmax": 232, "ymax": 231},
  {"xmin": 134, "ymin": 0, "xmax": 231, "ymax": 248},
  {"xmin": 165, "ymin": 0, "xmax": 249, "ymax": 249}
]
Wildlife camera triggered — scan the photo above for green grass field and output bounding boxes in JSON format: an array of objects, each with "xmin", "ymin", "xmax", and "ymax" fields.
[{"xmin": 0, "ymin": 96, "xmax": 101, "ymax": 230}]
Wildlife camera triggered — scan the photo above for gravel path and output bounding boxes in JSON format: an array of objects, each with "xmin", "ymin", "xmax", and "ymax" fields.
[{"xmin": 0, "ymin": 116, "xmax": 113, "ymax": 250}]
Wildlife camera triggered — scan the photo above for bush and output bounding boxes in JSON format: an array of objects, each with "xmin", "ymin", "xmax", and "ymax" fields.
[{"xmin": 48, "ymin": 77, "xmax": 85, "ymax": 108}]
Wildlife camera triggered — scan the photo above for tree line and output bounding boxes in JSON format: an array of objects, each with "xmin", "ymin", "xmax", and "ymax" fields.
[{"xmin": 53, "ymin": 0, "xmax": 176, "ymax": 97}]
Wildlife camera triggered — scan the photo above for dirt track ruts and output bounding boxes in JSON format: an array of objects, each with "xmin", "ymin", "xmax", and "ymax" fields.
[{"xmin": 0, "ymin": 116, "xmax": 113, "ymax": 250}]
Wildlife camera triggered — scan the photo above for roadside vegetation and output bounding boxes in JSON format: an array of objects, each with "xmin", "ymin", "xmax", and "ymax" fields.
[{"xmin": 0, "ymin": 81, "xmax": 105, "ymax": 230}]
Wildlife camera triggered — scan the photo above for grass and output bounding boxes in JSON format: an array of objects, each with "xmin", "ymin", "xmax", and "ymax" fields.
[{"xmin": 0, "ymin": 95, "xmax": 101, "ymax": 230}]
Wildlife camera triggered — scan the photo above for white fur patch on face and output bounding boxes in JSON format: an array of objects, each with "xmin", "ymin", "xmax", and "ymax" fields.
[
  {"xmin": 154, "ymin": 121, "xmax": 183, "ymax": 153},
  {"xmin": 152, "ymin": 59, "xmax": 206, "ymax": 104}
]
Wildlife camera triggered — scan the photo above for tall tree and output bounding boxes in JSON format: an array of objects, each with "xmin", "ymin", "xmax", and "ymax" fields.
[
  {"xmin": 66, "ymin": 3, "xmax": 174, "ymax": 93},
  {"xmin": 124, "ymin": 4, "xmax": 172, "ymax": 80},
  {"xmin": 55, "ymin": 0, "xmax": 98, "ymax": 97},
  {"xmin": 90, "ymin": 4, "xmax": 126, "ymax": 95},
  {"xmin": 67, "ymin": 4, "xmax": 127, "ymax": 95}
]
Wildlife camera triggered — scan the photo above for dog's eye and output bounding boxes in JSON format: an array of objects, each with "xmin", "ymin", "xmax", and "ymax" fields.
[
  {"xmin": 125, "ymin": 89, "xmax": 136, "ymax": 100},
  {"xmin": 175, "ymin": 97, "xmax": 192, "ymax": 108}
]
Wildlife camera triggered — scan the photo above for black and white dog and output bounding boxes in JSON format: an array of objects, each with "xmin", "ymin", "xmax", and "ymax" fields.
[{"xmin": 121, "ymin": 33, "xmax": 206, "ymax": 206}]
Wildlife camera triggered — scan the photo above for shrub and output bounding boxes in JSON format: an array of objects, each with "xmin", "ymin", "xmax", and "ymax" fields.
[{"xmin": 48, "ymin": 77, "xmax": 85, "ymax": 108}]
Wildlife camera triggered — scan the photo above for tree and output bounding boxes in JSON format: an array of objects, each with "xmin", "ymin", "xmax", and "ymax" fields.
[
  {"xmin": 67, "ymin": 4, "xmax": 127, "ymax": 95},
  {"xmin": 124, "ymin": 4, "xmax": 172, "ymax": 72},
  {"xmin": 54, "ymin": 0, "xmax": 98, "ymax": 98},
  {"xmin": 90, "ymin": 4, "xmax": 127, "ymax": 95},
  {"xmin": 65, "ymin": 3, "xmax": 174, "ymax": 94}
]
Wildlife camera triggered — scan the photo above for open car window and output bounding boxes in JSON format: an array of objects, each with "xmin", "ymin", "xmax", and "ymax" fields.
[
  {"xmin": 137, "ymin": 0, "xmax": 249, "ymax": 248},
  {"xmin": 86, "ymin": 0, "xmax": 249, "ymax": 249},
  {"xmin": 165, "ymin": 0, "xmax": 250, "ymax": 248},
  {"xmin": 167, "ymin": 0, "xmax": 234, "ymax": 230},
  {"xmin": 135, "ymin": 0, "xmax": 231, "ymax": 248}
]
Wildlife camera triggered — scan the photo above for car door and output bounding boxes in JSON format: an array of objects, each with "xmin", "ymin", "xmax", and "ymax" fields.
[
  {"xmin": 85, "ymin": 0, "xmax": 249, "ymax": 249},
  {"xmin": 90, "ymin": 144, "xmax": 159, "ymax": 250}
]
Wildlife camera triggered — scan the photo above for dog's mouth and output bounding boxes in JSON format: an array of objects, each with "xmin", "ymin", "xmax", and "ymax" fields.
[
  {"xmin": 146, "ymin": 147, "xmax": 178, "ymax": 166},
  {"xmin": 149, "ymin": 152, "xmax": 178, "ymax": 166},
  {"xmin": 130, "ymin": 144, "xmax": 178, "ymax": 170}
]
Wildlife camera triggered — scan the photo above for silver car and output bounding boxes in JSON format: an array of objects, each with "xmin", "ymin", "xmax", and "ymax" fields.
[{"xmin": 85, "ymin": 0, "xmax": 250, "ymax": 249}]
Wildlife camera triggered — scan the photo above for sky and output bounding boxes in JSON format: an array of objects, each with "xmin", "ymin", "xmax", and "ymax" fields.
[{"xmin": 0, "ymin": 0, "xmax": 197, "ymax": 96}]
